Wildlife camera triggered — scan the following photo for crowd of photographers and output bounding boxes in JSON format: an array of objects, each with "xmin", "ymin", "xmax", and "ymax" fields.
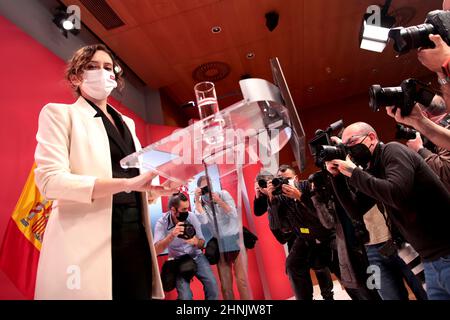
[
  {"xmin": 152, "ymin": 1, "xmax": 450, "ymax": 301},
  {"xmin": 252, "ymin": 0, "xmax": 450, "ymax": 300}
]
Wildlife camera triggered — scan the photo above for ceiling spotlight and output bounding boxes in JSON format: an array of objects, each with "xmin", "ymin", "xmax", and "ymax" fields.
[
  {"xmin": 62, "ymin": 20, "xmax": 74, "ymax": 30},
  {"xmin": 53, "ymin": 6, "xmax": 80, "ymax": 38},
  {"xmin": 359, "ymin": 0, "xmax": 396, "ymax": 52},
  {"xmin": 211, "ymin": 26, "xmax": 222, "ymax": 34},
  {"xmin": 246, "ymin": 52, "xmax": 255, "ymax": 59}
]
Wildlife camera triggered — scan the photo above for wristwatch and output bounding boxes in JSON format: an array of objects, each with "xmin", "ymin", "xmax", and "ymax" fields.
[{"xmin": 438, "ymin": 77, "xmax": 449, "ymax": 85}]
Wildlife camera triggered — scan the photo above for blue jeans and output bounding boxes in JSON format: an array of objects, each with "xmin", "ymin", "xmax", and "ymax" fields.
[
  {"xmin": 366, "ymin": 242, "xmax": 427, "ymax": 300},
  {"xmin": 423, "ymin": 254, "xmax": 450, "ymax": 300},
  {"xmin": 175, "ymin": 254, "xmax": 219, "ymax": 300}
]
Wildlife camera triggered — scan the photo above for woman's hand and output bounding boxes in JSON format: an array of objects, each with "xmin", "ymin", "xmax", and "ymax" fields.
[{"xmin": 126, "ymin": 171, "xmax": 178, "ymax": 199}]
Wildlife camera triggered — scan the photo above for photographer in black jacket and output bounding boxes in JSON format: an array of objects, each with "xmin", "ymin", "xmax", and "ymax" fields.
[
  {"xmin": 255, "ymin": 165, "xmax": 342, "ymax": 300},
  {"xmin": 253, "ymin": 166, "xmax": 337, "ymax": 300},
  {"xmin": 309, "ymin": 171, "xmax": 382, "ymax": 300},
  {"xmin": 330, "ymin": 122, "xmax": 450, "ymax": 300}
]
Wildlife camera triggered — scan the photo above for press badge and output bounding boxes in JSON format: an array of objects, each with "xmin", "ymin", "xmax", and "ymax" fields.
[{"xmin": 300, "ymin": 228, "xmax": 310, "ymax": 234}]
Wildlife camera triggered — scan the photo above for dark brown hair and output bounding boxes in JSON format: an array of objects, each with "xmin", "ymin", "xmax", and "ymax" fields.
[{"xmin": 65, "ymin": 44, "xmax": 124, "ymax": 95}]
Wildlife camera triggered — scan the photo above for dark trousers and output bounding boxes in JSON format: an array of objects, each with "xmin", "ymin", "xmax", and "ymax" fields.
[
  {"xmin": 285, "ymin": 237, "xmax": 335, "ymax": 300},
  {"xmin": 366, "ymin": 242, "xmax": 428, "ymax": 300},
  {"xmin": 111, "ymin": 205, "xmax": 152, "ymax": 300}
]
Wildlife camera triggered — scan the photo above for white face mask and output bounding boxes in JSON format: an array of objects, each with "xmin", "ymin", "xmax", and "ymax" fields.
[{"xmin": 80, "ymin": 69, "xmax": 117, "ymax": 100}]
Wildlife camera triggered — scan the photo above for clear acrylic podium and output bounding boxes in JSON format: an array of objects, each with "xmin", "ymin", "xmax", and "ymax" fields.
[{"xmin": 120, "ymin": 59, "xmax": 306, "ymax": 300}]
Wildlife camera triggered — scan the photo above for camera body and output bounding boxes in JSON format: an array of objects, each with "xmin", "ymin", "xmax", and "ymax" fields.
[
  {"xmin": 309, "ymin": 120, "xmax": 345, "ymax": 168},
  {"xmin": 257, "ymin": 176, "xmax": 290, "ymax": 196},
  {"xmin": 308, "ymin": 171, "xmax": 332, "ymax": 200},
  {"xmin": 395, "ymin": 124, "xmax": 417, "ymax": 140},
  {"xmin": 271, "ymin": 177, "xmax": 290, "ymax": 196},
  {"xmin": 317, "ymin": 144, "xmax": 347, "ymax": 164},
  {"xmin": 177, "ymin": 223, "xmax": 197, "ymax": 240},
  {"xmin": 369, "ymin": 78, "xmax": 436, "ymax": 117},
  {"xmin": 388, "ymin": 10, "xmax": 450, "ymax": 54}
]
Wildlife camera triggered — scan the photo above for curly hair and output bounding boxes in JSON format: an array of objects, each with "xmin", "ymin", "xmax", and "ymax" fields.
[{"xmin": 65, "ymin": 44, "xmax": 124, "ymax": 95}]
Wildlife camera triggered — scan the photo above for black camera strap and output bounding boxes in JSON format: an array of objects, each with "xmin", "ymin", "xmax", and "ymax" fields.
[{"xmin": 377, "ymin": 202, "xmax": 404, "ymax": 246}]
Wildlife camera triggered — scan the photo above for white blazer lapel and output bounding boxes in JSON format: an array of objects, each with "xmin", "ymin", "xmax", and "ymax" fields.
[{"xmin": 74, "ymin": 97, "xmax": 112, "ymax": 178}]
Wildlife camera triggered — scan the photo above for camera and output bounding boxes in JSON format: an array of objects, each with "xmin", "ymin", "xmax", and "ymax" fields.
[
  {"xmin": 178, "ymin": 223, "xmax": 197, "ymax": 240},
  {"xmin": 257, "ymin": 175, "xmax": 290, "ymax": 196},
  {"xmin": 388, "ymin": 10, "xmax": 450, "ymax": 55},
  {"xmin": 308, "ymin": 171, "xmax": 332, "ymax": 199},
  {"xmin": 395, "ymin": 124, "xmax": 417, "ymax": 140},
  {"xmin": 257, "ymin": 178, "xmax": 269, "ymax": 189},
  {"xmin": 271, "ymin": 177, "xmax": 290, "ymax": 196},
  {"xmin": 309, "ymin": 120, "xmax": 345, "ymax": 168},
  {"xmin": 317, "ymin": 144, "xmax": 347, "ymax": 164},
  {"xmin": 369, "ymin": 78, "xmax": 436, "ymax": 117}
]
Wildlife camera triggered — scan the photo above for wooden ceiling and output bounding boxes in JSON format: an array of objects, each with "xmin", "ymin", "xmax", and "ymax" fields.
[{"xmin": 63, "ymin": 0, "xmax": 442, "ymax": 120}]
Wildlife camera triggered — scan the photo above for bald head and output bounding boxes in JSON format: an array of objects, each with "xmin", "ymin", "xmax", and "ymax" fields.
[
  {"xmin": 343, "ymin": 122, "xmax": 378, "ymax": 142},
  {"xmin": 342, "ymin": 122, "xmax": 379, "ymax": 154}
]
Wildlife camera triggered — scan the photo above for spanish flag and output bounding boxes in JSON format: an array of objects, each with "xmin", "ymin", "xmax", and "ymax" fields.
[{"xmin": 0, "ymin": 164, "xmax": 52, "ymax": 299}]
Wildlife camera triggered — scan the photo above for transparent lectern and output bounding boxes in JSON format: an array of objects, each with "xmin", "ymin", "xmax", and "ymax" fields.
[{"xmin": 121, "ymin": 58, "xmax": 306, "ymax": 300}]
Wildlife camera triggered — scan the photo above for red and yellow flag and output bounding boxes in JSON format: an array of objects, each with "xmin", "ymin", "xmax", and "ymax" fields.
[{"xmin": 0, "ymin": 164, "xmax": 52, "ymax": 299}]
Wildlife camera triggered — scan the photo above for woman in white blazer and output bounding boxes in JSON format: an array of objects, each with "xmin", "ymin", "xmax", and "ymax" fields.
[{"xmin": 34, "ymin": 44, "xmax": 170, "ymax": 300}]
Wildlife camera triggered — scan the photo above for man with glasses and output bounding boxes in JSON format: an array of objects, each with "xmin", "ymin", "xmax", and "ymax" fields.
[{"xmin": 328, "ymin": 122, "xmax": 450, "ymax": 300}]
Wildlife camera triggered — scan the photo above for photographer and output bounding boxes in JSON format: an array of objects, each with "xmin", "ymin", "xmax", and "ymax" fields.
[
  {"xmin": 264, "ymin": 165, "xmax": 337, "ymax": 300},
  {"xmin": 387, "ymin": 103, "xmax": 450, "ymax": 151},
  {"xmin": 309, "ymin": 171, "xmax": 383, "ymax": 300},
  {"xmin": 416, "ymin": 1, "xmax": 450, "ymax": 111},
  {"xmin": 254, "ymin": 171, "xmax": 296, "ymax": 246},
  {"xmin": 154, "ymin": 193, "xmax": 219, "ymax": 300},
  {"xmin": 330, "ymin": 122, "xmax": 450, "ymax": 300},
  {"xmin": 194, "ymin": 176, "xmax": 250, "ymax": 300},
  {"xmin": 317, "ymin": 162, "xmax": 426, "ymax": 301},
  {"xmin": 403, "ymin": 97, "xmax": 450, "ymax": 192}
]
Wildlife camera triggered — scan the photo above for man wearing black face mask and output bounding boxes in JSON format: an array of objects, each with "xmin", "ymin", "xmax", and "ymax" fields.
[
  {"xmin": 154, "ymin": 193, "xmax": 219, "ymax": 300},
  {"xmin": 330, "ymin": 122, "xmax": 450, "ymax": 300}
]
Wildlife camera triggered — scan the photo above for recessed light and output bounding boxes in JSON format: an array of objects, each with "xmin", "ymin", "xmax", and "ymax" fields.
[
  {"xmin": 307, "ymin": 86, "xmax": 314, "ymax": 93},
  {"xmin": 211, "ymin": 26, "xmax": 221, "ymax": 33},
  {"xmin": 246, "ymin": 52, "xmax": 255, "ymax": 59}
]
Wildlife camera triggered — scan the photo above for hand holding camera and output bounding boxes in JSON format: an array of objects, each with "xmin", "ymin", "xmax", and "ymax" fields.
[
  {"xmin": 282, "ymin": 184, "xmax": 302, "ymax": 201},
  {"xmin": 325, "ymin": 161, "xmax": 340, "ymax": 176},
  {"xmin": 406, "ymin": 132, "xmax": 424, "ymax": 152},
  {"xmin": 418, "ymin": 34, "xmax": 450, "ymax": 74},
  {"xmin": 386, "ymin": 103, "xmax": 427, "ymax": 129},
  {"xmin": 184, "ymin": 236, "xmax": 200, "ymax": 247},
  {"xmin": 330, "ymin": 155, "xmax": 357, "ymax": 178},
  {"xmin": 171, "ymin": 222, "xmax": 185, "ymax": 239}
]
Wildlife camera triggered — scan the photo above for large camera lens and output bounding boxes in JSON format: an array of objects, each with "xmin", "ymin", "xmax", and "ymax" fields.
[
  {"xmin": 318, "ymin": 145, "xmax": 346, "ymax": 162},
  {"xmin": 369, "ymin": 85, "xmax": 403, "ymax": 112},
  {"xmin": 389, "ymin": 24, "xmax": 435, "ymax": 54},
  {"xmin": 178, "ymin": 223, "xmax": 196, "ymax": 240},
  {"xmin": 271, "ymin": 177, "xmax": 283, "ymax": 188},
  {"xmin": 258, "ymin": 179, "xmax": 268, "ymax": 189},
  {"xmin": 271, "ymin": 177, "xmax": 289, "ymax": 196}
]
